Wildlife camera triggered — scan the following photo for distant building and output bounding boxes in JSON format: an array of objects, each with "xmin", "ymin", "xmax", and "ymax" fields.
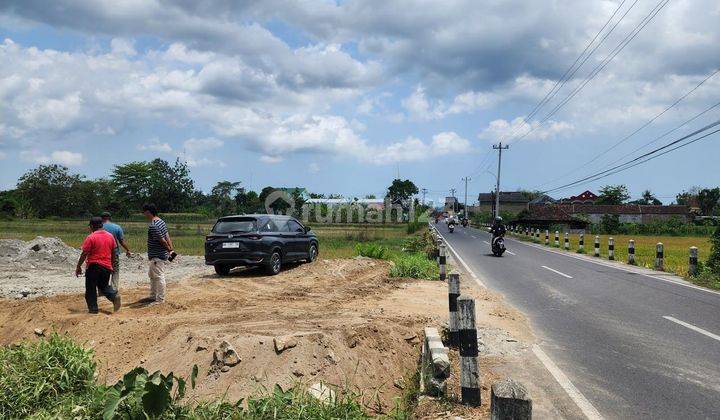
[
  {"xmin": 560, "ymin": 190, "xmax": 598, "ymax": 204},
  {"xmin": 306, "ymin": 198, "xmax": 385, "ymax": 210},
  {"xmin": 476, "ymin": 191, "xmax": 530, "ymax": 214},
  {"xmin": 528, "ymin": 194, "xmax": 557, "ymax": 205},
  {"xmin": 517, "ymin": 203, "xmax": 690, "ymax": 229},
  {"xmin": 278, "ymin": 187, "xmax": 310, "ymax": 201}
]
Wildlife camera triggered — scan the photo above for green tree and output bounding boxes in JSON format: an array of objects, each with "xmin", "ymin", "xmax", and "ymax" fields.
[
  {"xmin": 111, "ymin": 159, "xmax": 197, "ymax": 213},
  {"xmin": 210, "ymin": 181, "xmax": 241, "ymax": 216},
  {"xmin": 708, "ymin": 225, "xmax": 720, "ymax": 275},
  {"xmin": 676, "ymin": 186, "xmax": 700, "ymax": 206},
  {"xmin": 16, "ymin": 165, "xmax": 85, "ymax": 218},
  {"xmin": 235, "ymin": 189, "xmax": 261, "ymax": 214},
  {"xmin": 595, "ymin": 185, "xmax": 630, "ymax": 205},
  {"xmin": 631, "ymin": 189, "xmax": 662, "ymax": 205},
  {"xmin": 697, "ymin": 188, "xmax": 720, "ymax": 216},
  {"xmin": 386, "ymin": 179, "xmax": 419, "ymax": 210},
  {"xmin": 111, "ymin": 161, "xmax": 152, "ymax": 211}
]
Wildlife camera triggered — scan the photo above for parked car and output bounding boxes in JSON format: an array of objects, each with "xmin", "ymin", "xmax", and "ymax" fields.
[{"xmin": 204, "ymin": 214, "xmax": 318, "ymax": 276}]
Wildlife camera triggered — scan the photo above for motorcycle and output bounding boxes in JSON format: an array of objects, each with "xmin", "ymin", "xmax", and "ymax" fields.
[
  {"xmin": 448, "ymin": 223, "xmax": 455, "ymax": 233},
  {"xmin": 491, "ymin": 235, "xmax": 506, "ymax": 257}
]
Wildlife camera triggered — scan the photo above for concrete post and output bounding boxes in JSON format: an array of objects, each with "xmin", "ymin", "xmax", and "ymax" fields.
[
  {"xmin": 536, "ymin": 229, "xmax": 540, "ymax": 240},
  {"xmin": 458, "ymin": 296, "xmax": 481, "ymax": 407},
  {"xmin": 439, "ymin": 242, "xmax": 447, "ymax": 281},
  {"xmin": 608, "ymin": 237, "xmax": 615, "ymax": 260},
  {"xmin": 628, "ymin": 240, "xmax": 635, "ymax": 265},
  {"xmin": 579, "ymin": 233, "xmax": 585, "ymax": 252},
  {"xmin": 655, "ymin": 242, "xmax": 664, "ymax": 271},
  {"xmin": 554, "ymin": 231, "xmax": 559, "ymax": 247},
  {"xmin": 545, "ymin": 230, "xmax": 549, "ymax": 246},
  {"xmin": 689, "ymin": 246, "xmax": 698, "ymax": 276},
  {"xmin": 491, "ymin": 379, "xmax": 532, "ymax": 420},
  {"xmin": 564, "ymin": 232, "xmax": 569, "ymax": 250},
  {"xmin": 594, "ymin": 235, "xmax": 600, "ymax": 257},
  {"xmin": 448, "ymin": 273, "xmax": 460, "ymax": 347}
]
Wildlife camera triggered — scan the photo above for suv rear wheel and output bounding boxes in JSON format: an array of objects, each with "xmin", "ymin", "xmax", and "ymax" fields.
[
  {"xmin": 266, "ymin": 251, "xmax": 282, "ymax": 275},
  {"xmin": 307, "ymin": 243, "xmax": 318, "ymax": 263},
  {"xmin": 214, "ymin": 264, "xmax": 231, "ymax": 276}
]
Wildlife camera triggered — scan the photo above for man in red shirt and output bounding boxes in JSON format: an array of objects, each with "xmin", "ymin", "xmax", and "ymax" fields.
[{"xmin": 75, "ymin": 217, "xmax": 122, "ymax": 314}]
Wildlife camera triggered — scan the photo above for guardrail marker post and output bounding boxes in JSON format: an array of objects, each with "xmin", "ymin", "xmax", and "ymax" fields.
[
  {"xmin": 491, "ymin": 378, "xmax": 532, "ymax": 420},
  {"xmin": 448, "ymin": 273, "xmax": 460, "ymax": 347},
  {"xmin": 536, "ymin": 229, "xmax": 540, "ymax": 241},
  {"xmin": 689, "ymin": 246, "xmax": 698, "ymax": 276},
  {"xmin": 655, "ymin": 242, "xmax": 664, "ymax": 271},
  {"xmin": 564, "ymin": 232, "xmax": 569, "ymax": 250},
  {"xmin": 628, "ymin": 240, "xmax": 635, "ymax": 265},
  {"xmin": 458, "ymin": 296, "xmax": 481, "ymax": 407},
  {"xmin": 608, "ymin": 237, "xmax": 615, "ymax": 260},
  {"xmin": 545, "ymin": 230, "xmax": 549, "ymax": 246},
  {"xmin": 554, "ymin": 231, "xmax": 559, "ymax": 247},
  {"xmin": 439, "ymin": 242, "xmax": 447, "ymax": 281},
  {"xmin": 594, "ymin": 235, "xmax": 600, "ymax": 257},
  {"xmin": 579, "ymin": 233, "xmax": 584, "ymax": 253}
]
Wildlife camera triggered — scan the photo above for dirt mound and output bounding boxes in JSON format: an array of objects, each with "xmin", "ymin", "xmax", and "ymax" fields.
[
  {"xmin": 0, "ymin": 237, "xmax": 80, "ymax": 266},
  {"xmin": 0, "ymin": 258, "xmax": 451, "ymax": 413}
]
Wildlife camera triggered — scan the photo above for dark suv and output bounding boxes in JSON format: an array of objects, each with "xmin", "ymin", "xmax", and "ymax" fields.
[{"xmin": 204, "ymin": 214, "xmax": 318, "ymax": 276}]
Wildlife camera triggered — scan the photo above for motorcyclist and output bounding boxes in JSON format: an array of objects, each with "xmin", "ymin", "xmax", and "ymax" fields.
[{"xmin": 490, "ymin": 216, "xmax": 506, "ymax": 243}]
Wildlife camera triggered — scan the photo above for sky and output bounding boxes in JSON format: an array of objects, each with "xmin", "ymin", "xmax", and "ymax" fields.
[{"xmin": 0, "ymin": 0, "xmax": 719, "ymax": 205}]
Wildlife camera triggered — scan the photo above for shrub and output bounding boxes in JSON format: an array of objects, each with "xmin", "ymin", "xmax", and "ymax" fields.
[
  {"xmin": 355, "ymin": 242, "xmax": 390, "ymax": 259},
  {"xmin": 406, "ymin": 221, "xmax": 422, "ymax": 234},
  {"xmin": 707, "ymin": 225, "xmax": 720, "ymax": 275},
  {"xmin": 0, "ymin": 332, "xmax": 97, "ymax": 418},
  {"xmin": 390, "ymin": 254, "xmax": 438, "ymax": 279}
]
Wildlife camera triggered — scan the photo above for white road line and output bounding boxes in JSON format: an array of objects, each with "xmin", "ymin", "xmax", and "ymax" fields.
[
  {"xmin": 542, "ymin": 265, "xmax": 573, "ymax": 278},
  {"xmin": 506, "ymin": 250, "xmax": 516, "ymax": 256},
  {"xmin": 483, "ymin": 240, "xmax": 490, "ymax": 245},
  {"xmin": 663, "ymin": 316, "xmax": 720, "ymax": 342},
  {"xmin": 509, "ymin": 238, "xmax": 720, "ymax": 298},
  {"xmin": 433, "ymin": 228, "xmax": 486, "ymax": 288},
  {"xmin": 471, "ymin": 235, "xmax": 477, "ymax": 239},
  {"xmin": 533, "ymin": 345, "xmax": 604, "ymax": 420}
]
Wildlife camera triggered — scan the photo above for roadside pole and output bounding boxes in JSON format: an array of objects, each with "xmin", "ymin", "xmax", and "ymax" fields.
[
  {"xmin": 628, "ymin": 240, "xmax": 635, "ymax": 265},
  {"xmin": 608, "ymin": 237, "xmax": 615, "ymax": 260},
  {"xmin": 492, "ymin": 142, "xmax": 509, "ymax": 219},
  {"xmin": 545, "ymin": 230, "xmax": 549, "ymax": 246},
  {"xmin": 655, "ymin": 243, "xmax": 664, "ymax": 271},
  {"xmin": 579, "ymin": 233, "xmax": 585, "ymax": 253},
  {"xmin": 594, "ymin": 236, "xmax": 600, "ymax": 257},
  {"xmin": 458, "ymin": 296, "xmax": 481, "ymax": 406},
  {"xmin": 689, "ymin": 246, "xmax": 698, "ymax": 276},
  {"xmin": 564, "ymin": 232, "xmax": 569, "ymax": 250},
  {"xmin": 439, "ymin": 241, "xmax": 447, "ymax": 281},
  {"xmin": 448, "ymin": 273, "xmax": 460, "ymax": 347}
]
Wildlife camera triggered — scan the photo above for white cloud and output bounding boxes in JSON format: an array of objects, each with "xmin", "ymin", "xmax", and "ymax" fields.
[
  {"xmin": 431, "ymin": 132, "xmax": 471, "ymax": 154},
  {"xmin": 372, "ymin": 131, "xmax": 470, "ymax": 164},
  {"xmin": 110, "ymin": 38, "xmax": 136, "ymax": 56},
  {"xmin": 308, "ymin": 162, "xmax": 320, "ymax": 173},
  {"xmin": 260, "ymin": 155, "xmax": 283, "ymax": 164},
  {"xmin": 21, "ymin": 150, "xmax": 84, "ymax": 166},
  {"xmin": 183, "ymin": 137, "xmax": 224, "ymax": 153},
  {"xmin": 477, "ymin": 117, "xmax": 574, "ymax": 142},
  {"xmin": 137, "ymin": 138, "xmax": 172, "ymax": 153}
]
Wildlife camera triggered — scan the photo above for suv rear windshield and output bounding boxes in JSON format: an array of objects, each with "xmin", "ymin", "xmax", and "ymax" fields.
[{"xmin": 212, "ymin": 218, "xmax": 257, "ymax": 234}]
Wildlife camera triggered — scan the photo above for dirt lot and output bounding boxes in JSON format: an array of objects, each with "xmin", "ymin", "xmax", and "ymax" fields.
[{"xmin": 0, "ymin": 237, "xmax": 579, "ymax": 417}]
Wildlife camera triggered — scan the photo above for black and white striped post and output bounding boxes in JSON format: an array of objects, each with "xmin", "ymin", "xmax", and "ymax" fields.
[
  {"xmin": 554, "ymin": 231, "xmax": 559, "ymax": 247},
  {"xmin": 448, "ymin": 273, "xmax": 460, "ymax": 347},
  {"xmin": 628, "ymin": 240, "xmax": 635, "ymax": 265},
  {"xmin": 689, "ymin": 246, "xmax": 698, "ymax": 276},
  {"xmin": 525, "ymin": 227, "xmax": 529, "ymax": 236},
  {"xmin": 439, "ymin": 242, "xmax": 447, "ymax": 281},
  {"xmin": 564, "ymin": 232, "xmax": 569, "ymax": 250},
  {"xmin": 458, "ymin": 296, "xmax": 481, "ymax": 407},
  {"xmin": 655, "ymin": 242, "xmax": 664, "ymax": 271},
  {"xmin": 579, "ymin": 233, "xmax": 585, "ymax": 253},
  {"xmin": 545, "ymin": 230, "xmax": 549, "ymax": 246},
  {"xmin": 594, "ymin": 235, "xmax": 600, "ymax": 257},
  {"xmin": 536, "ymin": 229, "xmax": 540, "ymax": 241},
  {"xmin": 608, "ymin": 237, "xmax": 615, "ymax": 260}
]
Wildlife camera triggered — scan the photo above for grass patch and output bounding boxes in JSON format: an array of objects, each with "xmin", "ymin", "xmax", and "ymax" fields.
[
  {"xmin": 390, "ymin": 254, "xmax": 438, "ymax": 279},
  {"xmin": 1, "ymin": 334, "xmax": 411, "ymax": 419},
  {"xmin": 356, "ymin": 243, "xmax": 390, "ymax": 259}
]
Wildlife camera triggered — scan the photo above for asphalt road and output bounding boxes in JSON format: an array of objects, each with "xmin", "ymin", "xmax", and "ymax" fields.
[{"xmin": 435, "ymin": 222, "xmax": 720, "ymax": 419}]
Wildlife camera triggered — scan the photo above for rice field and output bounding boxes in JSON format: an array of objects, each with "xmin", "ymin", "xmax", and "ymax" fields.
[
  {"xmin": 510, "ymin": 229, "xmax": 711, "ymax": 277},
  {"xmin": 0, "ymin": 219, "xmax": 413, "ymax": 259}
]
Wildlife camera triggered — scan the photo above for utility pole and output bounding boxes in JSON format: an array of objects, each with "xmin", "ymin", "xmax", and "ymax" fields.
[
  {"xmin": 492, "ymin": 142, "xmax": 509, "ymax": 218},
  {"xmin": 461, "ymin": 177, "xmax": 471, "ymax": 218},
  {"xmin": 421, "ymin": 188, "xmax": 428, "ymax": 205},
  {"xmin": 450, "ymin": 188, "xmax": 457, "ymax": 213}
]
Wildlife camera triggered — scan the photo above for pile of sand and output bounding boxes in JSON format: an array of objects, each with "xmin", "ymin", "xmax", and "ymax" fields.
[{"xmin": 0, "ymin": 237, "xmax": 210, "ymax": 299}]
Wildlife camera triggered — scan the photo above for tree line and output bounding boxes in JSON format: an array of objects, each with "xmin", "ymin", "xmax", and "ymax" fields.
[{"xmin": 0, "ymin": 160, "xmax": 420, "ymax": 220}]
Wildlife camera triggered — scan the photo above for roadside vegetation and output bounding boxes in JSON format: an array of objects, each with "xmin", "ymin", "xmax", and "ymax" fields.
[
  {"xmin": 0, "ymin": 333, "xmax": 416, "ymax": 419},
  {"xmin": 355, "ymin": 229, "xmax": 439, "ymax": 280}
]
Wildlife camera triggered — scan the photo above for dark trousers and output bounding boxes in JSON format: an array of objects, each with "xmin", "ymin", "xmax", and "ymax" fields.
[{"xmin": 85, "ymin": 263, "xmax": 116, "ymax": 312}]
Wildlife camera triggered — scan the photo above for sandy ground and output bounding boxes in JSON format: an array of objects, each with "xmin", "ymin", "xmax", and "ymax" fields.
[
  {"xmin": 0, "ymin": 237, "xmax": 210, "ymax": 299},
  {"xmin": 0, "ymin": 237, "xmax": 580, "ymax": 417}
]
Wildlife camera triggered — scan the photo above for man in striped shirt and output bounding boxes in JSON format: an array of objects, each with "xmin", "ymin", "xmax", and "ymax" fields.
[{"xmin": 142, "ymin": 203, "xmax": 174, "ymax": 304}]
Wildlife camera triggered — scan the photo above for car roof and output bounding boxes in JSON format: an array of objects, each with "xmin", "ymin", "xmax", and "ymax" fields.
[{"xmin": 217, "ymin": 214, "xmax": 295, "ymax": 220}]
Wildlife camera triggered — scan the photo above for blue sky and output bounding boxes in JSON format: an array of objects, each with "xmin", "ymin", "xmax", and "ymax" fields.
[{"xmin": 1, "ymin": 0, "xmax": 719, "ymax": 205}]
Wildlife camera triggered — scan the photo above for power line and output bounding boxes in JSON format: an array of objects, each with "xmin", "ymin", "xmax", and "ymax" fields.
[
  {"xmin": 502, "ymin": 0, "xmax": 635, "ymax": 142},
  {"xmin": 532, "ymin": 68, "xmax": 720, "ymax": 189},
  {"xmin": 543, "ymin": 118, "xmax": 720, "ymax": 194},
  {"xmin": 511, "ymin": 0, "xmax": 671, "ymax": 144}
]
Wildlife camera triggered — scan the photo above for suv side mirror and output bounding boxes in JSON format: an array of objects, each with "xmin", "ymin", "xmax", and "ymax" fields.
[{"xmin": 304, "ymin": 226, "xmax": 311, "ymax": 233}]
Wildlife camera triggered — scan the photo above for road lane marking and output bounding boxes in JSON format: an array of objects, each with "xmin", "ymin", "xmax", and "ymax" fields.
[
  {"xmin": 533, "ymin": 345, "xmax": 604, "ymax": 420},
  {"xmin": 508, "ymin": 238, "xmax": 720, "ymax": 298},
  {"xmin": 433, "ymin": 227, "xmax": 486, "ymax": 288},
  {"xmin": 483, "ymin": 240, "xmax": 490, "ymax": 245},
  {"xmin": 542, "ymin": 265, "xmax": 573, "ymax": 278},
  {"xmin": 506, "ymin": 250, "xmax": 516, "ymax": 256},
  {"xmin": 663, "ymin": 316, "xmax": 720, "ymax": 342},
  {"xmin": 471, "ymin": 235, "xmax": 477, "ymax": 239}
]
